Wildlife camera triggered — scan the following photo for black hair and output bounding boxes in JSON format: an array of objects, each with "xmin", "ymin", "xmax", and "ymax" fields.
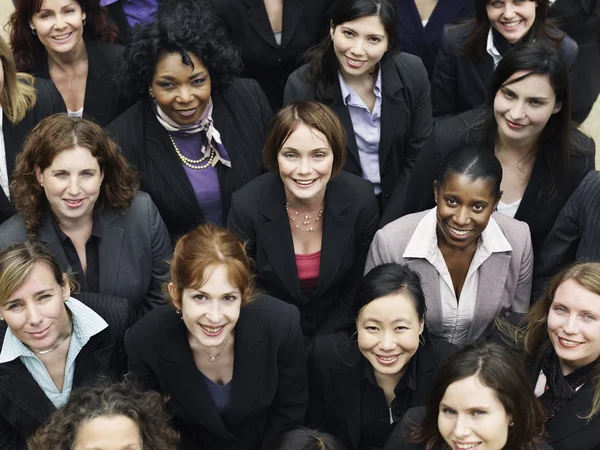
[
  {"xmin": 435, "ymin": 143, "xmax": 503, "ymax": 198},
  {"xmin": 483, "ymin": 41, "xmax": 575, "ymax": 199},
  {"xmin": 266, "ymin": 427, "xmax": 346, "ymax": 450},
  {"xmin": 303, "ymin": 0, "xmax": 398, "ymax": 100},
  {"xmin": 354, "ymin": 264, "xmax": 426, "ymax": 321},
  {"xmin": 115, "ymin": 0, "xmax": 242, "ymax": 100}
]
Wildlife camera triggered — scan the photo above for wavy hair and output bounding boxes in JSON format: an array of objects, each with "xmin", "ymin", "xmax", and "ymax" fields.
[
  {"xmin": 10, "ymin": 0, "xmax": 119, "ymax": 72},
  {"xmin": 115, "ymin": 0, "xmax": 242, "ymax": 100},
  {"xmin": 0, "ymin": 36, "xmax": 36, "ymax": 124},
  {"xmin": 10, "ymin": 114, "xmax": 139, "ymax": 239}
]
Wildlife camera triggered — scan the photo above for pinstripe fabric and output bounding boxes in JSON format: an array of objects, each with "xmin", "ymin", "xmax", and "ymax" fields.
[
  {"xmin": 106, "ymin": 78, "xmax": 273, "ymax": 240},
  {"xmin": 533, "ymin": 170, "xmax": 600, "ymax": 299},
  {"xmin": 0, "ymin": 293, "xmax": 128, "ymax": 450}
]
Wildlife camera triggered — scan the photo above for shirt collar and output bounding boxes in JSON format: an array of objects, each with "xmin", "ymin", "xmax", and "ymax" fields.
[
  {"xmin": 0, "ymin": 297, "xmax": 108, "ymax": 363},
  {"xmin": 51, "ymin": 211, "xmax": 102, "ymax": 243},
  {"xmin": 338, "ymin": 68, "xmax": 383, "ymax": 107},
  {"xmin": 403, "ymin": 208, "xmax": 512, "ymax": 259},
  {"xmin": 486, "ymin": 27, "xmax": 503, "ymax": 68}
]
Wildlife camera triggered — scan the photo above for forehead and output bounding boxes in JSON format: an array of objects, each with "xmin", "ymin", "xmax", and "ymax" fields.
[
  {"xmin": 8, "ymin": 262, "xmax": 58, "ymax": 300},
  {"xmin": 281, "ymin": 123, "xmax": 330, "ymax": 151},
  {"xmin": 553, "ymin": 279, "xmax": 600, "ymax": 313},
  {"xmin": 358, "ymin": 292, "xmax": 419, "ymax": 321},
  {"xmin": 75, "ymin": 415, "xmax": 141, "ymax": 449},
  {"xmin": 339, "ymin": 14, "xmax": 387, "ymax": 36},
  {"xmin": 501, "ymin": 71, "xmax": 555, "ymax": 97},
  {"xmin": 154, "ymin": 52, "xmax": 207, "ymax": 77},
  {"xmin": 191, "ymin": 264, "xmax": 242, "ymax": 293},
  {"xmin": 48, "ymin": 146, "xmax": 98, "ymax": 168},
  {"xmin": 38, "ymin": 0, "xmax": 80, "ymax": 11},
  {"xmin": 439, "ymin": 173, "xmax": 495, "ymax": 198},
  {"xmin": 442, "ymin": 375, "xmax": 504, "ymax": 409}
]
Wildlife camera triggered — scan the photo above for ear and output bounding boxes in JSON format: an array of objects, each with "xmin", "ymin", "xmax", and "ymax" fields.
[
  {"xmin": 433, "ymin": 180, "xmax": 438, "ymax": 203},
  {"xmin": 61, "ymin": 273, "xmax": 71, "ymax": 300},
  {"xmin": 168, "ymin": 282, "xmax": 182, "ymax": 310},
  {"xmin": 99, "ymin": 169, "xmax": 105, "ymax": 185},
  {"xmin": 418, "ymin": 319, "xmax": 424, "ymax": 335},
  {"xmin": 330, "ymin": 21, "xmax": 335, "ymax": 41},
  {"xmin": 34, "ymin": 165, "xmax": 44, "ymax": 186},
  {"xmin": 552, "ymin": 101, "xmax": 562, "ymax": 115},
  {"xmin": 82, "ymin": 11, "xmax": 87, "ymax": 22}
]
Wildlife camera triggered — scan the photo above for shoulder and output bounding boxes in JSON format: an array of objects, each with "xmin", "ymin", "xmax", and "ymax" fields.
[
  {"xmin": 74, "ymin": 294, "xmax": 129, "ymax": 334},
  {"xmin": 331, "ymin": 171, "xmax": 376, "ymax": 200},
  {"xmin": 0, "ymin": 214, "xmax": 28, "ymax": 246},
  {"xmin": 422, "ymin": 336, "xmax": 459, "ymax": 363},
  {"xmin": 233, "ymin": 172, "xmax": 280, "ymax": 202},
  {"xmin": 288, "ymin": 64, "xmax": 310, "ymax": 85},
  {"xmin": 125, "ymin": 191, "xmax": 154, "ymax": 214},
  {"xmin": 380, "ymin": 210, "xmax": 430, "ymax": 237},
  {"xmin": 312, "ymin": 331, "xmax": 361, "ymax": 368},
  {"xmin": 442, "ymin": 22, "xmax": 474, "ymax": 47},
  {"xmin": 576, "ymin": 170, "xmax": 600, "ymax": 193},
  {"xmin": 242, "ymin": 294, "xmax": 299, "ymax": 322},
  {"xmin": 388, "ymin": 52, "xmax": 428, "ymax": 75},
  {"xmin": 403, "ymin": 406, "xmax": 426, "ymax": 426},
  {"xmin": 490, "ymin": 213, "xmax": 530, "ymax": 241},
  {"xmin": 222, "ymin": 77, "xmax": 262, "ymax": 101},
  {"xmin": 105, "ymin": 100, "xmax": 145, "ymax": 135},
  {"xmin": 126, "ymin": 305, "xmax": 178, "ymax": 343},
  {"xmin": 87, "ymin": 40, "xmax": 125, "ymax": 66}
]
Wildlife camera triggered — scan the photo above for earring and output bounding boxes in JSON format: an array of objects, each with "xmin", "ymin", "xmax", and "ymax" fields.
[
  {"xmin": 83, "ymin": 19, "xmax": 86, "ymax": 26},
  {"xmin": 40, "ymin": 182, "xmax": 44, "ymax": 188},
  {"xmin": 64, "ymin": 298, "xmax": 69, "ymax": 303},
  {"xmin": 0, "ymin": 317, "xmax": 4, "ymax": 321},
  {"xmin": 148, "ymin": 86, "xmax": 155, "ymax": 98},
  {"xmin": 419, "ymin": 333, "xmax": 425, "ymax": 346},
  {"xmin": 509, "ymin": 421, "xmax": 514, "ymax": 427},
  {"xmin": 351, "ymin": 330, "xmax": 358, "ymax": 341},
  {"xmin": 31, "ymin": 27, "xmax": 37, "ymax": 35}
]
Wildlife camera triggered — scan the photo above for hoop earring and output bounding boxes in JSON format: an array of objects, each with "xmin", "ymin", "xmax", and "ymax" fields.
[
  {"xmin": 31, "ymin": 28, "xmax": 37, "ymax": 35},
  {"xmin": 83, "ymin": 19, "xmax": 86, "ymax": 26},
  {"xmin": 148, "ymin": 86, "xmax": 154, "ymax": 98},
  {"xmin": 351, "ymin": 330, "xmax": 358, "ymax": 342},
  {"xmin": 419, "ymin": 333, "xmax": 425, "ymax": 346}
]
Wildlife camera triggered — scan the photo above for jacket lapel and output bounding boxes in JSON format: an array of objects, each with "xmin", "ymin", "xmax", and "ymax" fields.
[
  {"xmin": 396, "ymin": 0, "xmax": 431, "ymax": 54},
  {"xmin": 98, "ymin": 209, "xmax": 124, "ymax": 296},
  {"xmin": 545, "ymin": 382, "xmax": 596, "ymax": 443},
  {"xmin": 405, "ymin": 259, "xmax": 443, "ymax": 336},
  {"xmin": 242, "ymin": 0, "xmax": 279, "ymax": 48},
  {"xmin": 378, "ymin": 59, "xmax": 405, "ymax": 177},
  {"xmin": 82, "ymin": 41, "xmax": 111, "ymax": 126},
  {"xmin": 331, "ymin": 353, "xmax": 362, "ymax": 450},
  {"xmin": 72, "ymin": 332, "xmax": 112, "ymax": 386},
  {"xmin": 426, "ymin": 0, "xmax": 469, "ymax": 46},
  {"xmin": 515, "ymin": 153, "xmax": 546, "ymax": 224},
  {"xmin": 3, "ymin": 114, "xmax": 19, "ymax": 177},
  {"xmin": 281, "ymin": 0, "xmax": 303, "ymax": 49},
  {"xmin": 36, "ymin": 211, "xmax": 71, "ymax": 270}
]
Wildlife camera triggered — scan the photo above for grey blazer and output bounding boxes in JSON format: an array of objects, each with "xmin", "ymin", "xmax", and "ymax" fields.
[
  {"xmin": 365, "ymin": 210, "xmax": 533, "ymax": 344},
  {"xmin": 0, "ymin": 191, "xmax": 172, "ymax": 321}
]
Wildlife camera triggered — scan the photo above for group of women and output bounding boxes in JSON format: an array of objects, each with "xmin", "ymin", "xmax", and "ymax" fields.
[{"xmin": 0, "ymin": 0, "xmax": 599, "ymax": 449}]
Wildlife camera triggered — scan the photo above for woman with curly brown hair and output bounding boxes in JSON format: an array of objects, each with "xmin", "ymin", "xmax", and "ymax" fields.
[
  {"xmin": 27, "ymin": 378, "xmax": 179, "ymax": 450},
  {"xmin": 0, "ymin": 113, "xmax": 172, "ymax": 321},
  {"xmin": 9, "ymin": 0, "xmax": 129, "ymax": 126}
]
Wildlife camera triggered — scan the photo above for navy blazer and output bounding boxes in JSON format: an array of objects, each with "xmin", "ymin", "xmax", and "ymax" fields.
[
  {"xmin": 0, "ymin": 294, "xmax": 128, "ymax": 450},
  {"xmin": 125, "ymin": 297, "xmax": 308, "ymax": 450},
  {"xmin": 396, "ymin": 0, "xmax": 475, "ymax": 78},
  {"xmin": 227, "ymin": 171, "xmax": 379, "ymax": 338},
  {"xmin": 284, "ymin": 52, "xmax": 432, "ymax": 219},
  {"xmin": 431, "ymin": 22, "xmax": 578, "ymax": 117},
  {"xmin": 0, "ymin": 192, "xmax": 172, "ymax": 321}
]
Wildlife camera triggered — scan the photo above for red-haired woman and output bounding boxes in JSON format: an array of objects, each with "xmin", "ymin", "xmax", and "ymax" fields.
[
  {"xmin": 10, "ymin": 0, "xmax": 129, "ymax": 125},
  {"xmin": 125, "ymin": 223, "xmax": 308, "ymax": 450}
]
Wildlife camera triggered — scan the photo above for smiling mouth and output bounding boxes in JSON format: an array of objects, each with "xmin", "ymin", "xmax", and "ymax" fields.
[
  {"xmin": 200, "ymin": 324, "xmax": 225, "ymax": 335},
  {"xmin": 500, "ymin": 20, "xmax": 523, "ymax": 31},
  {"xmin": 505, "ymin": 118, "xmax": 525, "ymax": 130},
  {"xmin": 375, "ymin": 354, "xmax": 400, "ymax": 365},
  {"xmin": 558, "ymin": 337, "xmax": 583, "ymax": 348},
  {"xmin": 28, "ymin": 325, "xmax": 51, "ymax": 339},
  {"xmin": 453, "ymin": 442, "xmax": 481, "ymax": 449},
  {"xmin": 176, "ymin": 108, "xmax": 198, "ymax": 117},
  {"xmin": 448, "ymin": 225, "xmax": 473, "ymax": 238},
  {"xmin": 293, "ymin": 178, "xmax": 317, "ymax": 187},
  {"xmin": 345, "ymin": 57, "xmax": 366, "ymax": 68},
  {"xmin": 52, "ymin": 32, "xmax": 72, "ymax": 41},
  {"xmin": 64, "ymin": 199, "xmax": 84, "ymax": 208}
]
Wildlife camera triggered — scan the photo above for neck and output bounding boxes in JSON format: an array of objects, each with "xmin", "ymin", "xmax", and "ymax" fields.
[
  {"xmin": 55, "ymin": 210, "xmax": 94, "ymax": 236},
  {"xmin": 340, "ymin": 68, "xmax": 376, "ymax": 91},
  {"xmin": 47, "ymin": 38, "xmax": 87, "ymax": 68},
  {"xmin": 374, "ymin": 366, "xmax": 405, "ymax": 392},
  {"xmin": 495, "ymin": 130, "xmax": 539, "ymax": 157},
  {"xmin": 284, "ymin": 189, "xmax": 326, "ymax": 212}
]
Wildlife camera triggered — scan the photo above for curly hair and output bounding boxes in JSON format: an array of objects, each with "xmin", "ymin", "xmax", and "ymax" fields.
[
  {"xmin": 27, "ymin": 378, "xmax": 179, "ymax": 450},
  {"xmin": 10, "ymin": 0, "xmax": 119, "ymax": 72},
  {"xmin": 10, "ymin": 114, "xmax": 139, "ymax": 239},
  {"xmin": 115, "ymin": 0, "xmax": 242, "ymax": 100}
]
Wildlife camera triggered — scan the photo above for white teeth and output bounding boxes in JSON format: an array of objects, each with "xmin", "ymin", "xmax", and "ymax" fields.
[
  {"xmin": 378, "ymin": 356, "xmax": 399, "ymax": 362},
  {"xmin": 559, "ymin": 338, "xmax": 581, "ymax": 347},
  {"xmin": 202, "ymin": 325, "xmax": 223, "ymax": 333},
  {"xmin": 295, "ymin": 180, "xmax": 315, "ymax": 186},
  {"xmin": 502, "ymin": 21, "xmax": 521, "ymax": 29},
  {"xmin": 450, "ymin": 227, "xmax": 470, "ymax": 236},
  {"xmin": 455, "ymin": 444, "xmax": 479, "ymax": 449},
  {"xmin": 53, "ymin": 33, "xmax": 71, "ymax": 40},
  {"xmin": 347, "ymin": 58, "xmax": 365, "ymax": 67}
]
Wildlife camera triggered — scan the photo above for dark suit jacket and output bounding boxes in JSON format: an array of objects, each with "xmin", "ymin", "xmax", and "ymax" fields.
[
  {"xmin": 382, "ymin": 406, "xmax": 555, "ymax": 450},
  {"xmin": 396, "ymin": 0, "xmax": 475, "ymax": 78},
  {"xmin": 533, "ymin": 171, "xmax": 600, "ymax": 300},
  {"xmin": 29, "ymin": 40, "xmax": 128, "ymax": 126},
  {"xmin": 394, "ymin": 110, "xmax": 596, "ymax": 258},
  {"xmin": 227, "ymin": 171, "xmax": 379, "ymax": 338},
  {"xmin": 106, "ymin": 78, "xmax": 273, "ymax": 240},
  {"xmin": 284, "ymin": 53, "xmax": 432, "ymax": 220},
  {"xmin": 0, "ymin": 294, "xmax": 128, "ymax": 450},
  {"xmin": 431, "ymin": 22, "xmax": 579, "ymax": 117},
  {"xmin": 308, "ymin": 333, "xmax": 457, "ymax": 450},
  {"xmin": 125, "ymin": 296, "xmax": 308, "ymax": 450},
  {"xmin": 0, "ymin": 192, "xmax": 172, "ymax": 321},
  {"xmin": 0, "ymin": 78, "xmax": 65, "ymax": 225},
  {"xmin": 212, "ymin": 0, "xmax": 335, "ymax": 110},
  {"xmin": 549, "ymin": 0, "xmax": 600, "ymax": 123}
]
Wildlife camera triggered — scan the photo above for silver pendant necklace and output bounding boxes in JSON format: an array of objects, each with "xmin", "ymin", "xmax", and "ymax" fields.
[
  {"xmin": 196, "ymin": 332, "xmax": 232, "ymax": 362},
  {"xmin": 33, "ymin": 328, "xmax": 72, "ymax": 355}
]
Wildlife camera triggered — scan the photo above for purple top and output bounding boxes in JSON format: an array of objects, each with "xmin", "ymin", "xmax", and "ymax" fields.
[
  {"xmin": 100, "ymin": 0, "xmax": 158, "ymax": 27},
  {"xmin": 170, "ymin": 131, "xmax": 224, "ymax": 226},
  {"xmin": 338, "ymin": 70, "xmax": 383, "ymax": 195}
]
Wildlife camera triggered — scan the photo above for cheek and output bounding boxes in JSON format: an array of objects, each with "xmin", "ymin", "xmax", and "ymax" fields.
[{"xmin": 357, "ymin": 331, "xmax": 377, "ymax": 352}]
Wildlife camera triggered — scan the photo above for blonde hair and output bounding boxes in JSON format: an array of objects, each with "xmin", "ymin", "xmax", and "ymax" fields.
[{"xmin": 0, "ymin": 36, "xmax": 36, "ymax": 124}]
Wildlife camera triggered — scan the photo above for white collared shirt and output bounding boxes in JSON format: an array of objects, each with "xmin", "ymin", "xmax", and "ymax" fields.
[
  {"xmin": 486, "ymin": 27, "xmax": 503, "ymax": 68},
  {"xmin": 0, "ymin": 108, "xmax": 8, "ymax": 198},
  {"xmin": 0, "ymin": 297, "xmax": 108, "ymax": 408},
  {"xmin": 403, "ymin": 208, "xmax": 513, "ymax": 346}
]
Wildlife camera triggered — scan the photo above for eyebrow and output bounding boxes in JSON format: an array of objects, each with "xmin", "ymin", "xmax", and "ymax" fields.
[
  {"xmin": 280, "ymin": 147, "xmax": 331, "ymax": 152},
  {"xmin": 6, "ymin": 289, "xmax": 53, "ymax": 304},
  {"xmin": 443, "ymin": 194, "xmax": 490, "ymax": 205},
  {"xmin": 50, "ymin": 168, "xmax": 97, "ymax": 174},
  {"xmin": 363, "ymin": 318, "xmax": 412, "ymax": 324},
  {"xmin": 439, "ymin": 402, "xmax": 489, "ymax": 411},
  {"xmin": 157, "ymin": 71, "xmax": 207, "ymax": 81},
  {"xmin": 191, "ymin": 290, "xmax": 240, "ymax": 296},
  {"xmin": 340, "ymin": 25, "xmax": 385, "ymax": 39},
  {"xmin": 501, "ymin": 87, "xmax": 549, "ymax": 102}
]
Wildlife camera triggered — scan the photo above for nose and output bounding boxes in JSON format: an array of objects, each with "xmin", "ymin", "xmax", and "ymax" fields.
[
  {"xmin": 350, "ymin": 39, "xmax": 366, "ymax": 56},
  {"xmin": 68, "ymin": 176, "xmax": 81, "ymax": 196},
  {"xmin": 503, "ymin": 3, "xmax": 516, "ymax": 18},
  {"xmin": 509, "ymin": 102, "xmax": 526, "ymax": 120},
  {"xmin": 378, "ymin": 330, "xmax": 397, "ymax": 352},
  {"xmin": 26, "ymin": 303, "xmax": 43, "ymax": 327},
  {"xmin": 177, "ymin": 86, "xmax": 194, "ymax": 104},
  {"xmin": 453, "ymin": 207, "xmax": 470, "ymax": 226},
  {"xmin": 453, "ymin": 414, "xmax": 472, "ymax": 439},
  {"xmin": 562, "ymin": 314, "xmax": 579, "ymax": 335},
  {"xmin": 54, "ymin": 14, "xmax": 67, "ymax": 30},
  {"xmin": 206, "ymin": 300, "xmax": 223, "ymax": 323},
  {"xmin": 298, "ymin": 156, "xmax": 311, "ymax": 175}
]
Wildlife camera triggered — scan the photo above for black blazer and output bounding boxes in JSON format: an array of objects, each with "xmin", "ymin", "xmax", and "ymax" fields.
[
  {"xmin": 549, "ymin": 0, "xmax": 600, "ymax": 123},
  {"xmin": 227, "ymin": 171, "xmax": 379, "ymax": 338},
  {"xmin": 308, "ymin": 333, "xmax": 457, "ymax": 450},
  {"xmin": 382, "ymin": 406, "xmax": 555, "ymax": 450},
  {"xmin": 533, "ymin": 171, "xmax": 600, "ymax": 300},
  {"xmin": 396, "ymin": 0, "xmax": 475, "ymax": 78},
  {"xmin": 395, "ymin": 110, "xmax": 596, "ymax": 258},
  {"xmin": 106, "ymin": 78, "xmax": 273, "ymax": 240},
  {"xmin": 29, "ymin": 40, "xmax": 129, "ymax": 126},
  {"xmin": 0, "ymin": 293, "xmax": 128, "ymax": 450},
  {"xmin": 212, "ymin": 0, "xmax": 336, "ymax": 110},
  {"xmin": 0, "ymin": 192, "xmax": 172, "ymax": 321},
  {"xmin": 431, "ymin": 22, "xmax": 578, "ymax": 117},
  {"xmin": 284, "ymin": 53, "xmax": 432, "ymax": 219},
  {"xmin": 0, "ymin": 78, "xmax": 65, "ymax": 225},
  {"xmin": 125, "ymin": 296, "xmax": 308, "ymax": 450}
]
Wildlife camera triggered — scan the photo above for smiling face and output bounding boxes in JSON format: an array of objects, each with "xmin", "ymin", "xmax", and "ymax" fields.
[
  {"xmin": 357, "ymin": 292, "xmax": 424, "ymax": 380},
  {"xmin": 73, "ymin": 415, "xmax": 142, "ymax": 450},
  {"xmin": 29, "ymin": 0, "xmax": 86, "ymax": 57},
  {"xmin": 547, "ymin": 278, "xmax": 600, "ymax": 375},
  {"xmin": 438, "ymin": 375, "xmax": 512, "ymax": 450},
  {"xmin": 330, "ymin": 15, "xmax": 389, "ymax": 81},
  {"xmin": 0, "ymin": 261, "xmax": 71, "ymax": 352},
  {"xmin": 494, "ymin": 71, "xmax": 561, "ymax": 148},
  {"xmin": 486, "ymin": 0, "xmax": 537, "ymax": 44},
  {"xmin": 151, "ymin": 51, "xmax": 211, "ymax": 126},
  {"xmin": 277, "ymin": 123, "xmax": 334, "ymax": 206},
  {"xmin": 35, "ymin": 146, "xmax": 104, "ymax": 226},
  {"xmin": 434, "ymin": 174, "xmax": 500, "ymax": 251},
  {"xmin": 170, "ymin": 264, "xmax": 242, "ymax": 351}
]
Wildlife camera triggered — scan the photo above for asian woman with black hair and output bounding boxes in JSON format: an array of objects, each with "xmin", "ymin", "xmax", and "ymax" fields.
[
  {"xmin": 367, "ymin": 143, "xmax": 533, "ymax": 347},
  {"xmin": 431, "ymin": 0, "xmax": 578, "ymax": 117},
  {"xmin": 307, "ymin": 263, "xmax": 457, "ymax": 450},
  {"xmin": 284, "ymin": 0, "xmax": 432, "ymax": 220}
]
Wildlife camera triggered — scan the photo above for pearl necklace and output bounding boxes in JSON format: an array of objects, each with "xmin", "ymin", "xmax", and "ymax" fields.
[
  {"xmin": 168, "ymin": 133, "xmax": 215, "ymax": 170},
  {"xmin": 286, "ymin": 202, "xmax": 324, "ymax": 232},
  {"xmin": 33, "ymin": 328, "xmax": 72, "ymax": 355}
]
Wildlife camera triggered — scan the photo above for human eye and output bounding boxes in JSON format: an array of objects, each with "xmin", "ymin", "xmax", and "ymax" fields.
[
  {"xmin": 442, "ymin": 407, "xmax": 456, "ymax": 415},
  {"xmin": 501, "ymin": 88, "xmax": 516, "ymax": 99},
  {"xmin": 313, "ymin": 153, "xmax": 326, "ymax": 159},
  {"xmin": 552, "ymin": 304, "xmax": 567, "ymax": 314},
  {"xmin": 193, "ymin": 294, "xmax": 207, "ymax": 301},
  {"xmin": 54, "ymin": 172, "xmax": 69, "ymax": 179},
  {"xmin": 365, "ymin": 326, "xmax": 379, "ymax": 332},
  {"xmin": 446, "ymin": 197, "xmax": 458, "ymax": 206},
  {"xmin": 222, "ymin": 295, "xmax": 238, "ymax": 302},
  {"xmin": 528, "ymin": 99, "xmax": 545, "ymax": 107},
  {"xmin": 369, "ymin": 37, "xmax": 382, "ymax": 44},
  {"xmin": 192, "ymin": 78, "xmax": 207, "ymax": 85},
  {"xmin": 81, "ymin": 171, "xmax": 94, "ymax": 177},
  {"xmin": 343, "ymin": 30, "xmax": 354, "ymax": 37},
  {"xmin": 395, "ymin": 326, "xmax": 408, "ymax": 331},
  {"xmin": 157, "ymin": 81, "xmax": 173, "ymax": 88},
  {"xmin": 583, "ymin": 313, "xmax": 597, "ymax": 321},
  {"xmin": 472, "ymin": 410, "xmax": 486, "ymax": 416},
  {"xmin": 6, "ymin": 302, "xmax": 23, "ymax": 311},
  {"xmin": 472, "ymin": 204, "xmax": 485, "ymax": 212},
  {"xmin": 38, "ymin": 294, "xmax": 52, "ymax": 301},
  {"xmin": 284, "ymin": 152, "xmax": 297, "ymax": 159},
  {"xmin": 489, "ymin": 0, "xmax": 503, "ymax": 7},
  {"xmin": 65, "ymin": 8, "xmax": 76, "ymax": 13}
]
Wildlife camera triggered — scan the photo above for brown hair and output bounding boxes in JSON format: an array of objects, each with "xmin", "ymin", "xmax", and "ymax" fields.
[
  {"xmin": 0, "ymin": 242, "xmax": 77, "ymax": 307},
  {"xmin": 0, "ymin": 36, "xmax": 37, "ymax": 124},
  {"xmin": 263, "ymin": 101, "xmax": 346, "ymax": 176},
  {"xmin": 10, "ymin": 114, "xmax": 139, "ymax": 239},
  {"xmin": 168, "ymin": 223, "xmax": 258, "ymax": 308}
]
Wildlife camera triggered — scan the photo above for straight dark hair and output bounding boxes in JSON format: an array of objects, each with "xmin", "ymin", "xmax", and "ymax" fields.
[
  {"xmin": 462, "ymin": 0, "xmax": 561, "ymax": 62},
  {"xmin": 407, "ymin": 342, "xmax": 546, "ymax": 450},
  {"xmin": 436, "ymin": 143, "xmax": 503, "ymax": 198},
  {"xmin": 303, "ymin": 0, "xmax": 398, "ymax": 100},
  {"xmin": 266, "ymin": 427, "xmax": 346, "ymax": 450}
]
